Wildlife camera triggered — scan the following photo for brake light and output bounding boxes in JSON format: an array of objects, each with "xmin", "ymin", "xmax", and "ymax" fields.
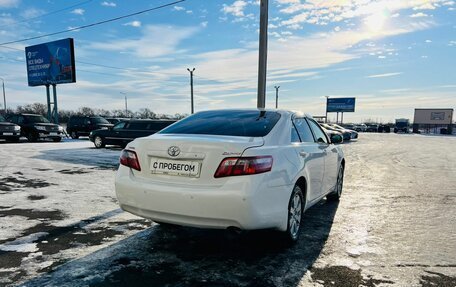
[
  {"xmin": 214, "ymin": 156, "xmax": 273, "ymax": 178},
  {"xmin": 120, "ymin": 150, "xmax": 141, "ymax": 171}
]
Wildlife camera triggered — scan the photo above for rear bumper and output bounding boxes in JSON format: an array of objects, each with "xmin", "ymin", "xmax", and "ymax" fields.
[{"xmin": 115, "ymin": 167, "xmax": 290, "ymax": 231}]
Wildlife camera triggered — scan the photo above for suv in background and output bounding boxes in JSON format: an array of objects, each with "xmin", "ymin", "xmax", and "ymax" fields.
[
  {"xmin": 0, "ymin": 114, "xmax": 21, "ymax": 142},
  {"xmin": 6, "ymin": 113, "xmax": 63, "ymax": 142},
  {"xmin": 89, "ymin": 119, "xmax": 175, "ymax": 148},
  {"xmin": 67, "ymin": 116, "xmax": 113, "ymax": 139}
]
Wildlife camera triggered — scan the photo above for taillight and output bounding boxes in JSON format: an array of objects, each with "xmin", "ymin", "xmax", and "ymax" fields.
[
  {"xmin": 214, "ymin": 156, "xmax": 273, "ymax": 178},
  {"xmin": 120, "ymin": 149, "xmax": 141, "ymax": 171}
]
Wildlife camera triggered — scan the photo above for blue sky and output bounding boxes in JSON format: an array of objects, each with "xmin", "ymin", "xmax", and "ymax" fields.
[{"xmin": 0, "ymin": 0, "xmax": 455, "ymax": 122}]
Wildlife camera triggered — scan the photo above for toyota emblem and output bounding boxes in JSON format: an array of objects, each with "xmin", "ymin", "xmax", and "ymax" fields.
[{"xmin": 168, "ymin": 146, "xmax": 180, "ymax": 157}]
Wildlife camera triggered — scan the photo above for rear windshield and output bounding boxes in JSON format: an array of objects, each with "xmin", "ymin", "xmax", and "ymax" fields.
[
  {"xmin": 160, "ymin": 110, "xmax": 281, "ymax": 137},
  {"xmin": 90, "ymin": 117, "xmax": 110, "ymax": 124},
  {"xmin": 24, "ymin": 115, "xmax": 50, "ymax": 123}
]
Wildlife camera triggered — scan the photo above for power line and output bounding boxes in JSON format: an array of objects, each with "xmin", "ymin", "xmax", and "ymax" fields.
[
  {"xmin": 0, "ymin": 0, "xmax": 185, "ymax": 46},
  {"xmin": 0, "ymin": 0, "xmax": 94, "ymax": 29}
]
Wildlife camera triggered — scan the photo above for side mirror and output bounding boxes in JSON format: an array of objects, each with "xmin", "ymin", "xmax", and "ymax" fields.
[{"xmin": 330, "ymin": 134, "xmax": 343, "ymax": 144}]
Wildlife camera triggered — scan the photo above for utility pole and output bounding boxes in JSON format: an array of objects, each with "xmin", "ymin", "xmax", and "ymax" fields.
[
  {"xmin": 187, "ymin": 68, "xmax": 195, "ymax": 114},
  {"xmin": 0, "ymin": 77, "xmax": 6, "ymax": 114},
  {"xmin": 325, "ymin": 96, "xmax": 329, "ymax": 123},
  {"xmin": 274, "ymin": 86, "xmax": 280, "ymax": 109},
  {"xmin": 120, "ymin": 92, "xmax": 128, "ymax": 117},
  {"xmin": 257, "ymin": 0, "xmax": 269, "ymax": 109}
]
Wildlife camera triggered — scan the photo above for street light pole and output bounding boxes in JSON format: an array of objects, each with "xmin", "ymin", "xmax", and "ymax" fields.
[
  {"xmin": 120, "ymin": 92, "xmax": 128, "ymax": 117},
  {"xmin": 325, "ymin": 96, "xmax": 329, "ymax": 123},
  {"xmin": 0, "ymin": 77, "xmax": 6, "ymax": 114},
  {"xmin": 187, "ymin": 68, "xmax": 195, "ymax": 114},
  {"xmin": 274, "ymin": 86, "xmax": 280, "ymax": 109},
  {"xmin": 257, "ymin": 0, "xmax": 269, "ymax": 109}
]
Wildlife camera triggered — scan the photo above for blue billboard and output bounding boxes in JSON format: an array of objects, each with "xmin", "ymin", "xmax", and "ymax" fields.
[
  {"xmin": 326, "ymin": 97, "xmax": 356, "ymax": 113},
  {"xmin": 25, "ymin": 38, "xmax": 76, "ymax": 87}
]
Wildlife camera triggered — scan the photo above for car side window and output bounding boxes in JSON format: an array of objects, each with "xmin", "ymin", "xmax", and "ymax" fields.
[
  {"xmin": 307, "ymin": 119, "xmax": 329, "ymax": 144},
  {"xmin": 84, "ymin": 118, "xmax": 91, "ymax": 125},
  {"xmin": 113, "ymin": 122, "xmax": 126, "ymax": 130},
  {"xmin": 17, "ymin": 116, "xmax": 24, "ymax": 124},
  {"xmin": 291, "ymin": 125, "xmax": 301, "ymax": 143},
  {"xmin": 293, "ymin": 118, "xmax": 315, "ymax": 142}
]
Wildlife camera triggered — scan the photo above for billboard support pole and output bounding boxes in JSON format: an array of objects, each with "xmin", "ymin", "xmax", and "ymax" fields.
[
  {"xmin": 52, "ymin": 84, "xmax": 58, "ymax": 124},
  {"xmin": 341, "ymin": 112, "xmax": 344, "ymax": 124},
  {"xmin": 257, "ymin": 0, "xmax": 268, "ymax": 109},
  {"xmin": 336, "ymin": 112, "xmax": 339, "ymax": 124},
  {"xmin": 325, "ymin": 96, "xmax": 329, "ymax": 123},
  {"xmin": 46, "ymin": 85, "xmax": 51, "ymax": 121}
]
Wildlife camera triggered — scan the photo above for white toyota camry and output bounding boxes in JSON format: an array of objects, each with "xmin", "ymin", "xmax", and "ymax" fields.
[{"xmin": 115, "ymin": 109, "xmax": 345, "ymax": 242}]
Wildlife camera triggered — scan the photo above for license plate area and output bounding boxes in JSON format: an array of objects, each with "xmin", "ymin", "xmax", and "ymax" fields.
[
  {"xmin": 150, "ymin": 157, "xmax": 201, "ymax": 178},
  {"xmin": 2, "ymin": 132, "xmax": 13, "ymax": 136},
  {"xmin": 49, "ymin": 132, "xmax": 59, "ymax": 136}
]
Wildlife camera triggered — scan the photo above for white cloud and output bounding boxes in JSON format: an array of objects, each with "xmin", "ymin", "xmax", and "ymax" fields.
[
  {"xmin": 101, "ymin": 1, "xmax": 116, "ymax": 7},
  {"xmin": 20, "ymin": 8, "xmax": 44, "ymax": 19},
  {"xmin": 174, "ymin": 6, "xmax": 185, "ymax": 11},
  {"xmin": 200, "ymin": 21, "xmax": 208, "ymax": 28},
  {"xmin": 222, "ymin": 0, "xmax": 248, "ymax": 17},
  {"xmin": 88, "ymin": 25, "xmax": 199, "ymax": 59},
  {"xmin": 123, "ymin": 21, "xmax": 141, "ymax": 27},
  {"xmin": 0, "ymin": 0, "xmax": 19, "ymax": 8},
  {"xmin": 71, "ymin": 8, "xmax": 85, "ymax": 15},
  {"xmin": 277, "ymin": 0, "xmax": 447, "ymax": 29},
  {"xmin": 410, "ymin": 12, "xmax": 428, "ymax": 17},
  {"xmin": 413, "ymin": 3, "xmax": 436, "ymax": 10},
  {"xmin": 366, "ymin": 72, "xmax": 403, "ymax": 78}
]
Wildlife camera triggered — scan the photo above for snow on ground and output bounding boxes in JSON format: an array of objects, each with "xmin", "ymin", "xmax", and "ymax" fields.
[{"xmin": 0, "ymin": 134, "xmax": 455, "ymax": 287}]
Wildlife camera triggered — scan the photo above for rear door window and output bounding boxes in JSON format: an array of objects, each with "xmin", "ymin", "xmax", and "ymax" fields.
[
  {"xmin": 307, "ymin": 119, "xmax": 329, "ymax": 144},
  {"xmin": 293, "ymin": 118, "xmax": 315, "ymax": 142},
  {"xmin": 160, "ymin": 110, "xmax": 281, "ymax": 137}
]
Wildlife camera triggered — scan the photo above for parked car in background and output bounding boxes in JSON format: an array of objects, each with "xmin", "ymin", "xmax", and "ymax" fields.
[
  {"xmin": 89, "ymin": 119, "xmax": 176, "ymax": 148},
  {"xmin": 115, "ymin": 109, "xmax": 345, "ymax": 243},
  {"xmin": 322, "ymin": 127, "xmax": 344, "ymax": 144},
  {"xmin": 330, "ymin": 123, "xmax": 358, "ymax": 139},
  {"xmin": 366, "ymin": 124, "xmax": 379, "ymax": 132},
  {"xmin": 66, "ymin": 116, "xmax": 113, "ymax": 139},
  {"xmin": 394, "ymin": 118, "xmax": 410, "ymax": 133},
  {"xmin": 6, "ymin": 113, "xmax": 63, "ymax": 142},
  {"xmin": 378, "ymin": 124, "xmax": 391, "ymax": 133},
  {"xmin": 321, "ymin": 123, "xmax": 352, "ymax": 141},
  {"xmin": 353, "ymin": 123, "xmax": 367, "ymax": 132},
  {"xmin": 0, "ymin": 114, "xmax": 21, "ymax": 142}
]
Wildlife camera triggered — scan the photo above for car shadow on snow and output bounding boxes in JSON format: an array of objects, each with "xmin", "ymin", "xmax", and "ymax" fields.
[
  {"xmin": 20, "ymin": 200, "xmax": 339, "ymax": 287},
  {"xmin": 32, "ymin": 148, "xmax": 120, "ymax": 170}
]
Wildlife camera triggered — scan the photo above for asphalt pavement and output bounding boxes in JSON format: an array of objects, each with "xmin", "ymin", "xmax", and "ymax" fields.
[{"xmin": 0, "ymin": 134, "xmax": 455, "ymax": 286}]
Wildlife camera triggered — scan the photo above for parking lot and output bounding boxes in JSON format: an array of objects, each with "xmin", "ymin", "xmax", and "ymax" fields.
[{"xmin": 0, "ymin": 133, "xmax": 455, "ymax": 287}]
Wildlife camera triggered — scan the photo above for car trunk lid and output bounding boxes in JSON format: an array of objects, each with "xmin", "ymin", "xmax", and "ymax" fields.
[{"xmin": 130, "ymin": 134, "xmax": 264, "ymax": 186}]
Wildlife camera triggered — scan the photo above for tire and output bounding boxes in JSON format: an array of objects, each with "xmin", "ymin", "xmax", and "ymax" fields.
[
  {"xmin": 52, "ymin": 137, "xmax": 62, "ymax": 142},
  {"xmin": 94, "ymin": 136, "xmax": 105, "ymax": 148},
  {"xmin": 283, "ymin": 184, "xmax": 304, "ymax": 243},
  {"xmin": 26, "ymin": 132, "xmax": 38, "ymax": 142},
  {"xmin": 327, "ymin": 165, "xmax": 344, "ymax": 201},
  {"xmin": 70, "ymin": 131, "xmax": 79, "ymax": 139}
]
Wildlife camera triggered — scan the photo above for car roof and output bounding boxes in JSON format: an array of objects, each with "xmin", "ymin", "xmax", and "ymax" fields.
[{"xmin": 192, "ymin": 108, "xmax": 312, "ymax": 119}]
